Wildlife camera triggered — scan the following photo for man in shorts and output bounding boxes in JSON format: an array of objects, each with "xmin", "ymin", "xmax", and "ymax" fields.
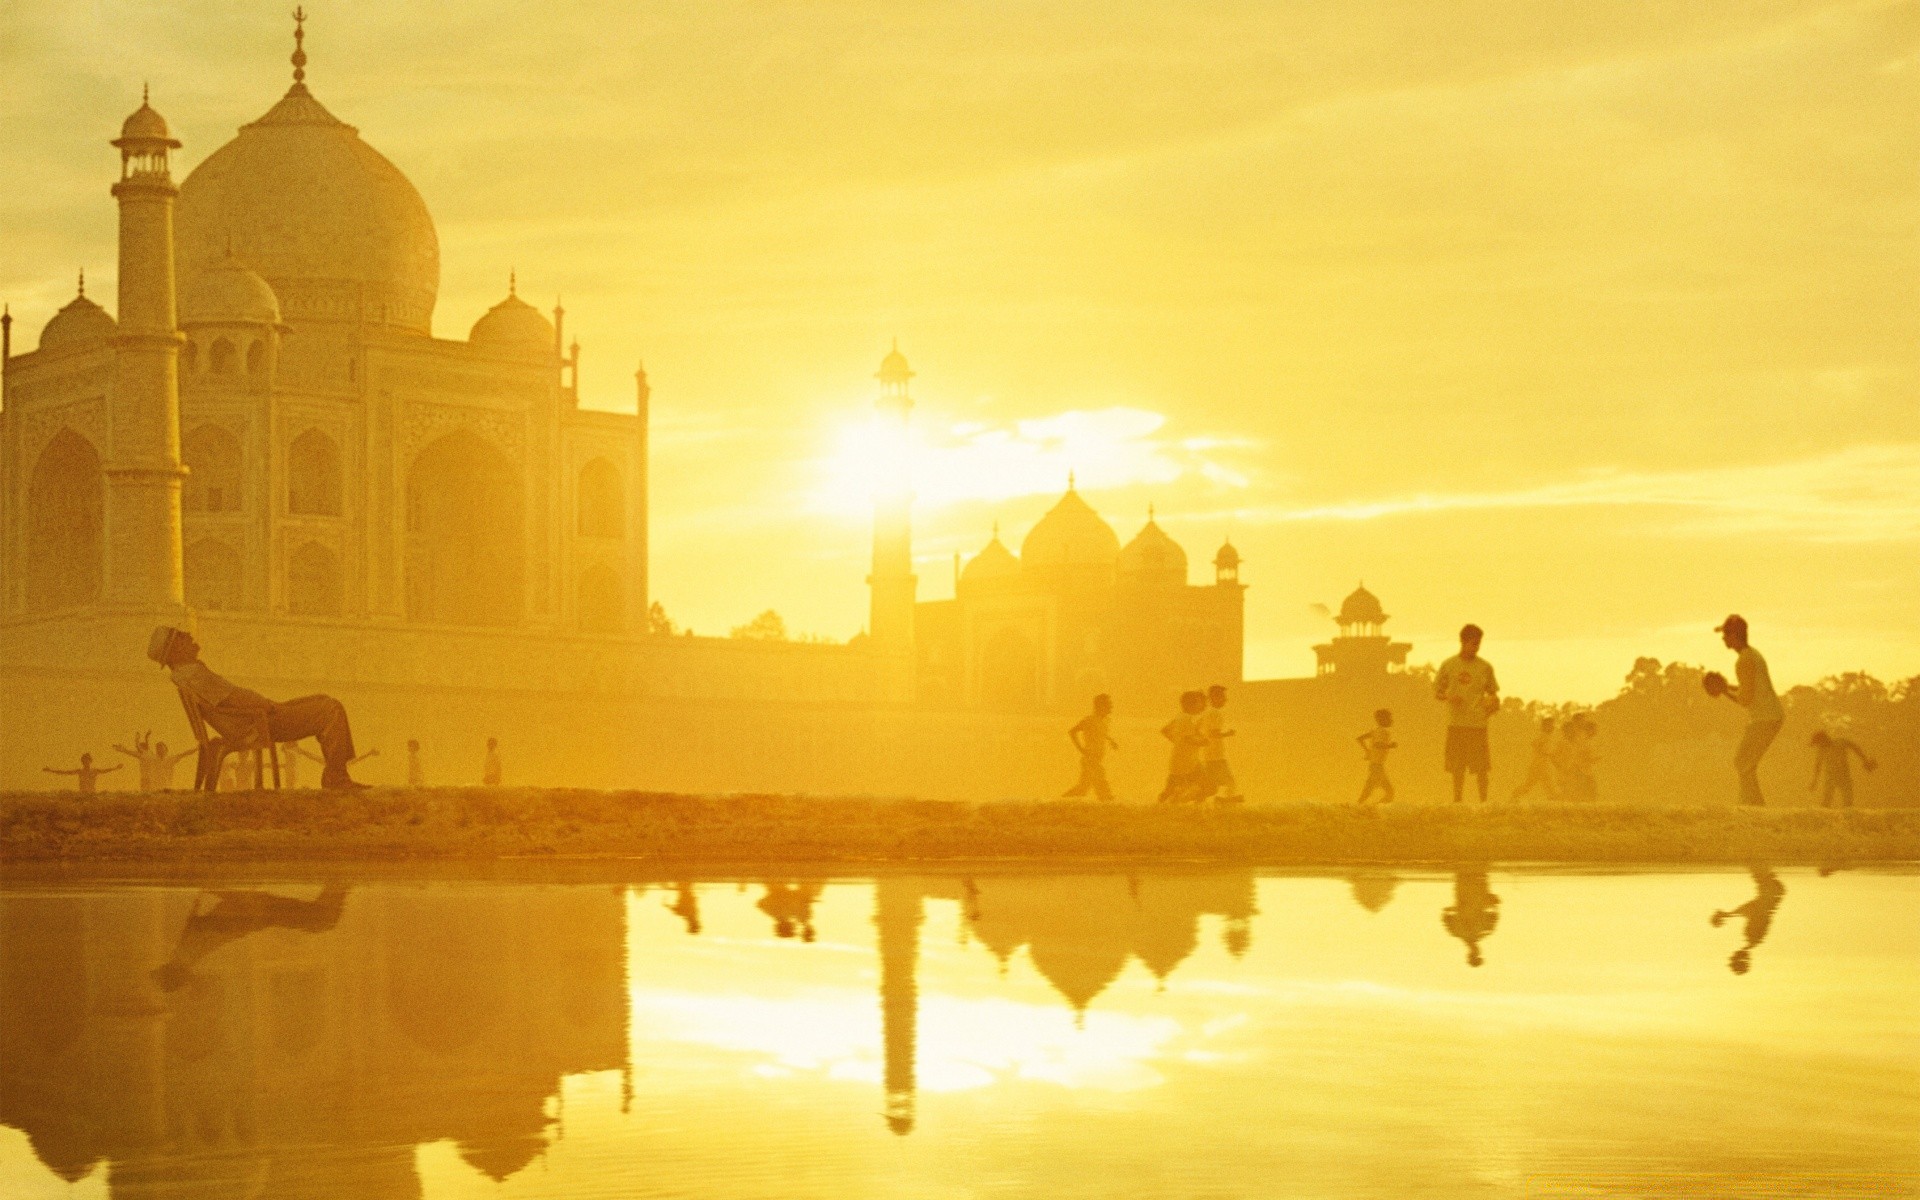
[
  {"xmin": 1434, "ymin": 624, "xmax": 1499, "ymax": 803},
  {"xmin": 1712, "ymin": 615, "xmax": 1783, "ymax": 807}
]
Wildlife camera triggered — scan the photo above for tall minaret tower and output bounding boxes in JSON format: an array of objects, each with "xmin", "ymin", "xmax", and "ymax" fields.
[
  {"xmin": 867, "ymin": 343, "xmax": 916, "ymax": 672},
  {"xmin": 105, "ymin": 88, "xmax": 186, "ymax": 610}
]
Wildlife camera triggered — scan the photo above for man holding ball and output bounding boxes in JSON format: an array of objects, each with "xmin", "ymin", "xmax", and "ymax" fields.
[
  {"xmin": 1703, "ymin": 615, "xmax": 1784, "ymax": 807},
  {"xmin": 1435, "ymin": 624, "xmax": 1500, "ymax": 803}
]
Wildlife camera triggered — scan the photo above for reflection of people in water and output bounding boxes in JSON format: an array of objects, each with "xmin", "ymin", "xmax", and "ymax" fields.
[
  {"xmin": 665, "ymin": 881, "xmax": 701, "ymax": 934},
  {"xmin": 1712, "ymin": 866, "xmax": 1785, "ymax": 975},
  {"xmin": 150, "ymin": 883, "xmax": 349, "ymax": 992},
  {"xmin": 1441, "ymin": 867, "xmax": 1501, "ymax": 967},
  {"xmin": 757, "ymin": 880, "xmax": 825, "ymax": 941}
]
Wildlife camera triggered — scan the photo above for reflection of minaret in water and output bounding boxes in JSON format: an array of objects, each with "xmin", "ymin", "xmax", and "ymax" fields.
[{"xmin": 875, "ymin": 877, "xmax": 923, "ymax": 1136}]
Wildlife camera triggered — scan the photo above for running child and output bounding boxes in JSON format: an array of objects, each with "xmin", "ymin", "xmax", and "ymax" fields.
[
  {"xmin": 1064, "ymin": 694, "xmax": 1119, "ymax": 802},
  {"xmin": 1356, "ymin": 709, "xmax": 1396, "ymax": 804}
]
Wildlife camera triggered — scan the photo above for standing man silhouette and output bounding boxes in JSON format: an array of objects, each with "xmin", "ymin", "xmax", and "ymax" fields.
[
  {"xmin": 1711, "ymin": 615, "xmax": 1783, "ymax": 807},
  {"xmin": 1435, "ymin": 624, "xmax": 1500, "ymax": 803},
  {"xmin": 483, "ymin": 737, "xmax": 503, "ymax": 787},
  {"xmin": 407, "ymin": 740, "xmax": 426, "ymax": 788}
]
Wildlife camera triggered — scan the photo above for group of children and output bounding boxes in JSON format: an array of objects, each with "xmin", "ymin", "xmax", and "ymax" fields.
[
  {"xmin": 1066, "ymin": 617, "xmax": 1879, "ymax": 808},
  {"xmin": 1064, "ymin": 685, "xmax": 1242, "ymax": 805}
]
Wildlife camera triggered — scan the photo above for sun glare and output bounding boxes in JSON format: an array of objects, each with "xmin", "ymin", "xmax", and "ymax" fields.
[{"xmin": 810, "ymin": 405, "xmax": 1254, "ymax": 519}]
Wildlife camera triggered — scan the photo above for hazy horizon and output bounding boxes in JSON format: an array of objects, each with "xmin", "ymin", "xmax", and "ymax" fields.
[{"xmin": 5, "ymin": 0, "xmax": 1915, "ymax": 703}]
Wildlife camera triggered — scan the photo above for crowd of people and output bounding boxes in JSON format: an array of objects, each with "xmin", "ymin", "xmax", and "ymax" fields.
[
  {"xmin": 1057, "ymin": 614, "xmax": 1879, "ymax": 808},
  {"xmin": 27, "ymin": 617, "xmax": 1884, "ymax": 806}
]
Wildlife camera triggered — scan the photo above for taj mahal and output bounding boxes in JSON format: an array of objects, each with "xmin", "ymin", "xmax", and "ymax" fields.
[{"xmin": 0, "ymin": 21, "xmax": 1425, "ymax": 796}]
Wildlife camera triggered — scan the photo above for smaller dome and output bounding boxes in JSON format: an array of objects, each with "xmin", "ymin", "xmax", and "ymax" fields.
[
  {"xmin": 961, "ymin": 533, "xmax": 1019, "ymax": 588},
  {"xmin": 469, "ymin": 289, "xmax": 554, "ymax": 356},
  {"xmin": 180, "ymin": 252, "xmax": 281, "ymax": 326},
  {"xmin": 876, "ymin": 340, "xmax": 913, "ymax": 384},
  {"xmin": 1213, "ymin": 540, "xmax": 1240, "ymax": 570},
  {"xmin": 39, "ymin": 288, "xmax": 116, "ymax": 350},
  {"xmin": 1338, "ymin": 584, "xmax": 1386, "ymax": 625},
  {"xmin": 115, "ymin": 97, "xmax": 179, "ymax": 147},
  {"xmin": 1119, "ymin": 516, "xmax": 1187, "ymax": 583},
  {"xmin": 1021, "ymin": 484, "xmax": 1120, "ymax": 572}
]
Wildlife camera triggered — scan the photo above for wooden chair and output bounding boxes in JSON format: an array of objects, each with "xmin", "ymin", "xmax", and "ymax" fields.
[{"xmin": 176, "ymin": 685, "xmax": 281, "ymax": 792}]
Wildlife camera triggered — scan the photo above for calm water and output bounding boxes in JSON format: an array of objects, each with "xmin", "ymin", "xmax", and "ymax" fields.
[{"xmin": 1, "ymin": 866, "xmax": 1915, "ymax": 1199}]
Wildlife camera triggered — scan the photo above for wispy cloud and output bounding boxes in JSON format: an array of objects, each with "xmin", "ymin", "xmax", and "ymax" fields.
[
  {"xmin": 810, "ymin": 406, "xmax": 1258, "ymax": 516},
  {"xmin": 1234, "ymin": 444, "xmax": 1920, "ymax": 543}
]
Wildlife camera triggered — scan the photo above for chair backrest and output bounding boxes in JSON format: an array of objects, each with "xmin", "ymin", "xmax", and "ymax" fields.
[{"xmin": 176, "ymin": 685, "xmax": 214, "ymax": 748}]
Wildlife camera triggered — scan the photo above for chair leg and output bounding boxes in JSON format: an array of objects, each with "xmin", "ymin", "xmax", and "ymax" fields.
[{"xmin": 268, "ymin": 743, "xmax": 282, "ymax": 789}]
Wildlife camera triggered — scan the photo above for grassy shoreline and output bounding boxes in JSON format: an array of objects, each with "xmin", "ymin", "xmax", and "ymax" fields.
[{"xmin": 3, "ymin": 788, "xmax": 1917, "ymax": 865}]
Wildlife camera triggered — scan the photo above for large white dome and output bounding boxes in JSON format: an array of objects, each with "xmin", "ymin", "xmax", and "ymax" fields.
[{"xmin": 176, "ymin": 83, "xmax": 439, "ymax": 334}]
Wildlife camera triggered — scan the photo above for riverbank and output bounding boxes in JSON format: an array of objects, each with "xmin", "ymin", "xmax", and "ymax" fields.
[{"xmin": 3, "ymin": 789, "xmax": 1917, "ymax": 864}]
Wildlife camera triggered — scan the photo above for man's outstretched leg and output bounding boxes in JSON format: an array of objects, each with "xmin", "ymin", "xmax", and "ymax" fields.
[{"xmin": 269, "ymin": 695, "xmax": 365, "ymax": 789}]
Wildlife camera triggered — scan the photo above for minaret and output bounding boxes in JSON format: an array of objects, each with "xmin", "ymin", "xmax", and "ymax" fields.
[
  {"xmin": 875, "ymin": 877, "xmax": 923, "ymax": 1135},
  {"xmin": 105, "ymin": 87, "xmax": 186, "ymax": 610},
  {"xmin": 633, "ymin": 362, "xmax": 651, "ymax": 620},
  {"xmin": 867, "ymin": 342, "xmax": 916, "ymax": 671}
]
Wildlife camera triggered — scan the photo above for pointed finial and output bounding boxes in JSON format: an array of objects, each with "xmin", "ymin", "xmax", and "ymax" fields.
[
  {"xmin": 508, "ymin": 269, "xmax": 517, "ymax": 296},
  {"xmin": 992, "ymin": 519, "xmax": 1000, "ymax": 539},
  {"xmin": 77, "ymin": 268, "xmax": 85, "ymax": 298},
  {"xmin": 1147, "ymin": 502, "xmax": 1156, "ymax": 522},
  {"xmin": 291, "ymin": 8, "xmax": 308, "ymax": 87},
  {"xmin": 143, "ymin": 82, "xmax": 150, "ymax": 105},
  {"xmin": 1067, "ymin": 470, "xmax": 1076, "ymax": 491}
]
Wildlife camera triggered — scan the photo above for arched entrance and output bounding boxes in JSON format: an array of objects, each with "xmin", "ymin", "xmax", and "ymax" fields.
[
  {"xmin": 26, "ymin": 429, "xmax": 103, "ymax": 611},
  {"xmin": 406, "ymin": 430, "xmax": 523, "ymax": 625}
]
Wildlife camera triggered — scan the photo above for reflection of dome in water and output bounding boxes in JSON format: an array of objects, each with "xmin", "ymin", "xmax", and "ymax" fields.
[
  {"xmin": 458, "ymin": 1134, "xmax": 547, "ymax": 1183},
  {"xmin": 1338, "ymin": 584, "xmax": 1386, "ymax": 626},
  {"xmin": 1348, "ymin": 871, "xmax": 1399, "ymax": 913},
  {"xmin": 177, "ymin": 81, "xmax": 439, "ymax": 333},
  {"xmin": 1021, "ymin": 485, "xmax": 1120, "ymax": 572}
]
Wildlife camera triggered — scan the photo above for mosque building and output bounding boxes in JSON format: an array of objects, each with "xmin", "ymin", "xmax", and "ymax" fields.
[
  {"xmin": 913, "ymin": 489, "xmax": 1244, "ymax": 709},
  {"xmin": 3, "ymin": 24, "xmax": 647, "ymax": 638},
  {"xmin": 0, "ymin": 18, "xmax": 1428, "ymax": 795}
]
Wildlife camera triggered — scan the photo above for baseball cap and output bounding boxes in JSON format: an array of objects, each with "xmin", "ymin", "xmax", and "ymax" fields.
[{"xmin": 1714, "ymin": 614, "xmax": 1747, "ymax": 633}]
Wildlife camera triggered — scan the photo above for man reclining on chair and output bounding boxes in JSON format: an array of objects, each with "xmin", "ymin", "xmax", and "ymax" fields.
[{"xmin": 147, "ymin": 626, "xmax": 369, "ymax": 791}]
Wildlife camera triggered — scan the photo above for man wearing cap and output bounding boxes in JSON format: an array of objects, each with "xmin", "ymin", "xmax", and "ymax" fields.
[
  {"xmin": 146, "ymin": 626, "xmax": 367, "ymax": 790},
  {"xmin": 1714, "ymin": 615, "xmax": 1784, "ymax": 807}
]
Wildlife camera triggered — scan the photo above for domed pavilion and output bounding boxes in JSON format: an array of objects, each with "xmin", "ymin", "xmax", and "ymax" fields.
[
  {"xmin": 915, "ymin": 479, "xmax": 1244, "ymax": 710},
  {"xmin": 1313, "ymin": 583, "xmax": 1412, "ymax": 678}
]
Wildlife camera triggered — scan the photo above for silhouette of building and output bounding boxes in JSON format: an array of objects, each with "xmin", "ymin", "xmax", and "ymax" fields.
[
  {"xmin": 1313, "ymin": 585, "xmax": 1412, "ymax": 678},
  {"xmin": 914, "ymin": 492, "xmax": 1244, "ymax": 709},
  {"xmin": 0, "ymin": 882, "xmax": 628, "ymax": 1194},
  {"xmin": 868, "ymin": 872, "xmax": 1255, "ymax": 1134}
]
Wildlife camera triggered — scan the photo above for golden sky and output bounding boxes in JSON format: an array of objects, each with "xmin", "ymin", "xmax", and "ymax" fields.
[{"xmin": 4, "ymin": 1, "xmax": 1916, "ymax": 700}]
